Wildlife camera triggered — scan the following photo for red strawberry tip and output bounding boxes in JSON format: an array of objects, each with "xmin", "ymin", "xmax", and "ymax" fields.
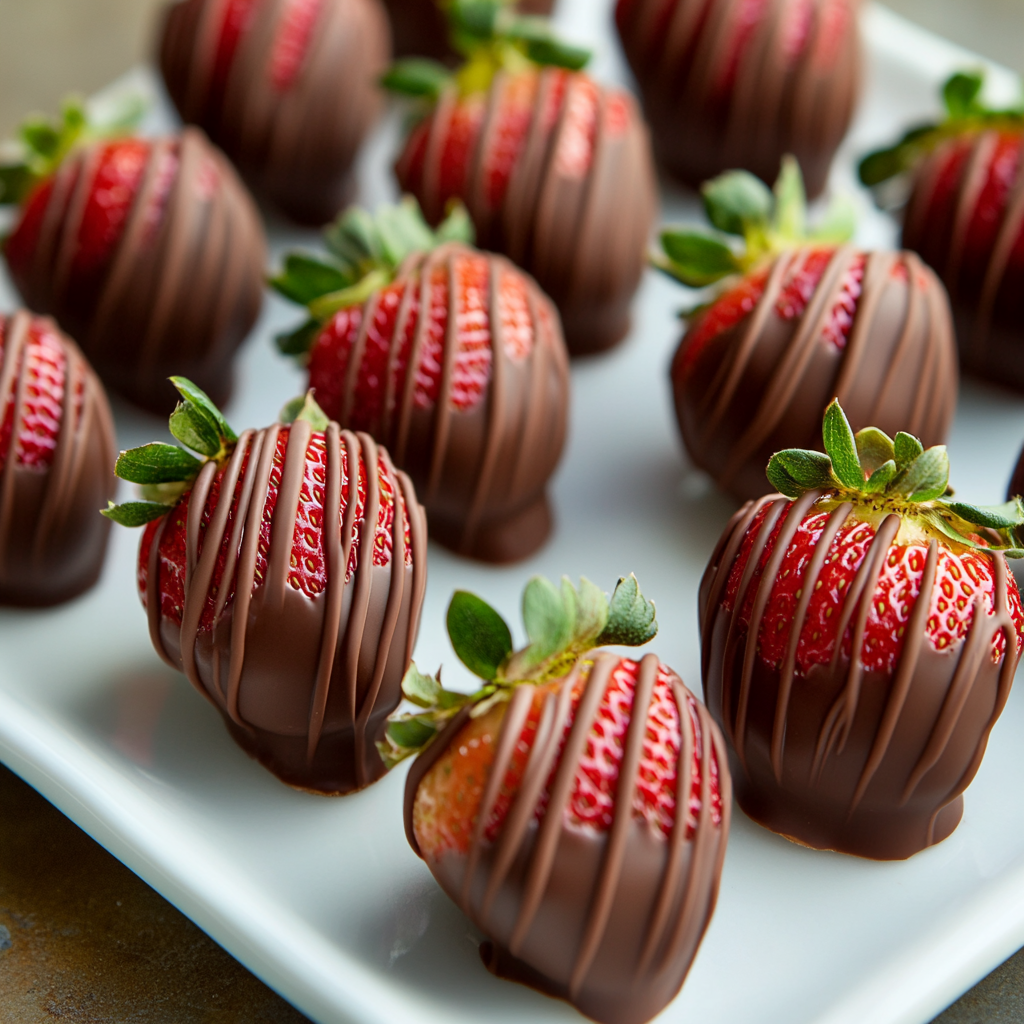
[
  {"xmin": 378, "ymin": 574, "xmax": 658, "ymax": 768},
  {"xmin": 766, "ymin": 399, "xmax": 1024, "ymax": 558}
]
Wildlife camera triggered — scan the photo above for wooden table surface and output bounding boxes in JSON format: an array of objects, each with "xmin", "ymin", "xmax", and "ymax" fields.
[{"xmin": 1, "ymin": 1, "xmax": 1024, "ymax": 1021}]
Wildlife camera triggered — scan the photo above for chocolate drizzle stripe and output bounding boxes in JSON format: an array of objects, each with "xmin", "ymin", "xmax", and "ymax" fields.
[
  {"xmin": 509, "ymin": 656, "xmax": 615, "ymax": 954},
  {"xmin": 146, "ymin": 514, "xmax": 177, "ymax": 669},
  {"xmin": 0, "ymin": 314, "xmax": 31, "ymax": 564},
  {"xmin": 393, "ymin": 251, "xmax": 436, "ymax": 465},
  {"xmin": 478, "ymin": 685, "xmax": 567, "ymax": 919},
  {"xmin": 509, "ymin": 285, "xmax": 553, "ymax": 498},
  {"xmin": 832, "ymin": 251, "xmax": 893, "ymax": 407},
  {"xmin": 212, "ymin": 430, "xmax": 259, "ymax": 624},
  {"xmin": 772, "ymin": 501, "xmax": 852, "ymax": 780},
  {"xmin": 849, "ymin": 539, "xmax": 939, "ymax": 811},
  {"xmin": 459, "ymin": 683, "xmax": 536, "ymax": 907},
  {"xmin": 945, "ymin": 132, "xmax": 998, "ymax": 299},
  {"xmin": 50, "ymin": 145, "xmax": 103, "ymax": 306},
  {"xmin": 341, "ymin": 288, "xmax": 380, "ymax": 425},
  {"xmin": 29, "ymin": 156, "xmax": 77, "ymax": 298},
  {"xmin": 735, "ymin": 489, "xmax": 822, "ymax": 760},
  {"xmin": 397, "ymin": 468, "xmax": 427, "ymax": 666},
  {"xmin": 570, "ymin": 653, "xmax": 659, "ymax": 996},
  {"xmin": 427, "ymin": 255, "xmax": 460, "ymax": 498}
]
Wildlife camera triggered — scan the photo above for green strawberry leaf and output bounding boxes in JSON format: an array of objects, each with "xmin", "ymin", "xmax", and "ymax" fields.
[
  {"xmin": 447, "ymin": 590, "xmax": 514, "ymax": 680},
  {"xmin": 894, "ymin": 430, "xmax": 924, "ymax": 471},
  {"xmin": 280, "ymin": 390, "xmax": 330, "ymax": 431},
  {"xmin": 702, "ymin": 170, "xmax": 773, "ymax": 238},
  {"xmin": 385, "ymin": 716, "xmax": 438, "ymax": 752},
  {"xmin": 435, "ymin": 200, "xmax": 476, "ymax": 245},
  {"xmin": 766, "ymin": 455, "xmax": 803, "ymax": 498},
  {"xmin": 572, "ymin": 576, "xmax": 610, "ymax": 645},
  {"xmin": 381, "ymin": 58, "xmax": 453, "ymax": 99},
  {"xmin": 855, "ymin": 426, "xmax": 896, "ymax": 474},
  {"xmin": 520, "ymin": 575, "xmax": 574, "ymax": 668},
  {"xmin": 943, "ymin": 69, "xmax": 985, "ymax": 119},
  {"xmin": 270, "ymin": 253, "xmax": 349, "ymax": 305},
  {"xmin": 376, "ymin": 196, "xmax": 438, "ymax": 267},
  {"xmin": 821, "ymin": 399, "xmax": 863, "ymax": 489},
  {"xmin": 596, "ymin": 573, "xmax": 657, "ymax": 647},
  {"xmin": 947, "ymin": 498, "xmax": 1024, "ymax": 530},
  {"xmin": 168, "ymin": 377, "xmax": 237, "ymax": 459},
  {"xmin": 863, "ymin": 459, "xmax": 897, "ymax": 494},
  {"xmin": 401, "ymin": 664, "xmax": 443, "ymax": 708},
  {"xmin": 770, "ymin": 449, "xmax": 834, "ymax": 490},
  {"xmin": 114, "ymin": 443, "xmax": 201, "ymax": 485},
  {"xmin": 893, "ymin": 445, "xmax": 950, "ymax": 502},
  {"xmin": 656, "ymin": 230, "xmax": 740, "ymax": 287},
  {"xmin": 451, "ymin": 0, "xmax": 501, "ymax": 37},
  {"xmin": 276, "ymin": 319, "xmax": 321, "ymax": 357},
  {"xmin": 522, "ymin": 36, "xmax": 591, "ymax": 70},
  {"xmin": 772, "ymin": 155, "xmax": 807, "ymax": 241},
  {"xmin": 0, "ymin": 164, "xmax": 33, "ymax": 205},
  {"xmin": 100, "ymin": 500, "xmax": 172, "ymax": 527},
  {"xmin": 809, "ymin": 193, "xmax": 857, "ymax": 244}
]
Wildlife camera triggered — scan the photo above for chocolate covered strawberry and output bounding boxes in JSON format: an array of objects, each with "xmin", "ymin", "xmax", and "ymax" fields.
[
  {"xmin": 659, "ymin": 159, "xmax": 957, "ymax": 501},
  {"xmin": 616, "ymin": 0, "xmax": 862, "ymax": 199},
  {"xmin": 860, "ymin": 71, "xmax": 1024, "ymax": 389},
  {"xmin": 103, "ymin": 378, "xmax": 427, "ymax": 793},
  {"xmin": 388, "ymin": 575, "xmax": 730, "ymax": 1024},
  {"xmin": 0, "ymin": 310, "xmax": 116, "ymax": 605},
  {"xmin": 272, "ymin": 197, "xmax": 569, "ymax": 562},
  {"xmin": 386, "ymin": 0, "xmax": 657, "ymax": 354},
  {"xmin": 159, "ymin": 0, "xmax": 389, "ymax": 224},
  {"xmin": 1, "ymin": 99, "xmax": 265, "ymax": 414},
  {"xmin": 701, "ymin": 399, "xmax": 1024, "ymax": 859}
]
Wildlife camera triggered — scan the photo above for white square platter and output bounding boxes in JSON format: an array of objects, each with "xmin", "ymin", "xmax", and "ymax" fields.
[{"xmin": 3, "ymin": 3, "xmax": 1024, "ymax": 1023}]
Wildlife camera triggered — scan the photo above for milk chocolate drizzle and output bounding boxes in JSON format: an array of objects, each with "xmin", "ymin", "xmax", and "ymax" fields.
[
  {"xmin": 397, "ymin": 69, "xmax": 658, "ymax": 355},
  {"xmin": 903, "ymin": 130, "xmax": 1024, "ymax": 389},
  {"xmin": 0, "ymin": 311, "xmax": 116, "ymax": 606},
  {"xmin": 9, "ymin": 129, "xmax": 265, "ymax": 414},
  {"xmin": 617, "ymin": 0, "xmax": 863, "ymax": 198},
  {"xmin": 673, "ymin": 247, "xmax": 958, "ymax": 501},
  {"xmin": 404, "ymin": 653, "xmax": 731, "ymax": 1024},
  {"xmin": 330, "ymin": 242, "xmax": 568, "ymax": 562},
  {"xmin": 160, "ymin": 0, "xmax": 389, "ymax": 224},
  {"xmin": 148, "ymin": 422, "xmax": 427, "ymax": 793},
  {"xmin": 700, "ymin": 493, "xmax": 1020, "ymax": 859}
]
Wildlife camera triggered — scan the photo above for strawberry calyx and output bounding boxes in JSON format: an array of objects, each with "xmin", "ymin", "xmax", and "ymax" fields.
[
  {"xmin": 380, "ymin": 0, "xmax": 590, "ymax": 103},
  {"xmin": 270, "ymin": 195, "xmax": 475, "ymax": 358},
  {"xmin": 766, "ymin": 399, "xmax": 1024, "ymax": 557},
  {"xmin": 653, "ymin": 157, "xmax": 856, "ymax": 312},
  {"xmin": 0, "ymin": 93, "xmax": 146, "ymax": 207},
  {"xmin": 859, "ymin": 70, "xmax": 1024, "ymax": 201},
  {"xmin": 377, "ymin": 573, "xmax": 658, "ymax": 768}
]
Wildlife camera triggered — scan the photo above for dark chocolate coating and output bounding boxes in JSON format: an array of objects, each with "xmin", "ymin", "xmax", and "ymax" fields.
[
  {"xmin": 383, "ymin": 0, "xmax": 554, "ymax": 63},
  {"xmin": 320, "ymin": 243, "xmax": 569, "ymax": 563},
  {"xmin": 145, "ymin": 422, "xmax": 427, "ymax": 793},
  {"xmin": 0, "ymin": 311, "xmax": 116, "ymax": 606},
  {"xmin": 396, "ymin": 68, "xmax": 658, "ymax": 355},
  {"xmin": 404, "ymin": 653, "xmax": 731, "ymax": 1024},
  {"xmin": 700, "ymin": 492, "xmax": 1021, "ymax": 860},
  {"xmin": 903, "ymin": 130, "xmax": 1024, "ymax": 390},
  {"xmin": 672, "ymin": 247, "xmax": 958, "ymax": 501},
  {"xmin": 616, "ymin": 0, "xmax": 862, "ymax": 199},
  {"xmin": 159, "ymin": 0, "xmax": 389, "ymax": 224},
  {"xmin": 6, "ymin": 129, "xmax": 266, "ymax": 416}
]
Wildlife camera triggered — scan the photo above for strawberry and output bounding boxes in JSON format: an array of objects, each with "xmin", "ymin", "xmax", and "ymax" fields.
[
  {"xmin": 386, "ymin": 575, "xmax": 729, "ymax": 1024},
  {"xmin": 860, "ymin": 70, "xmax": 1024, "ymax": 390},
  {"xmin": 0, "ymin": 100, "xmax": 265, "ymax": 414},
  {"xmin": 271, "ymin": 196, "xmax": 569, "ymax": 563},
  {"xmin": 159, "ymin": 0, "xmax": 389, "ymax": 224},
  {"xmin": 616, "ymin": 0, "xmax": 861, "ymax": 199},
  {"xmin": 0, "ymin": 310, "xmax": 116, "ymax": 606},
  {"xmin": 655, "ymin": 159, "xmax": 957, "ymax": 501},
  {"xmin": 384, "ymin": 0, "xmax": 657, "ymax": 355},
  {"xmin": 103, "ymin": 379, "xmax": 427, "ymax": 794},
  {"xmin": 701, "ymin": 399, "xmax": 1024, "ymax": 860}
]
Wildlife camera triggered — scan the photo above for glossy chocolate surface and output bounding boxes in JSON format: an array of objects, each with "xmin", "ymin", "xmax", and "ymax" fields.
[
  {"xmin": 396, "ymin": 68, "xmax": 658, "ymax": 355},
  {"xmin": 700, "ymin": 492, "xmax": 1021, "ymax": 860},
  {"xmin": 159, "ymin": 0, "xmax": 389, "ymax": 224},
  {"xmin": 383, "ymin": 0, "xmax": 553, "ymax": 62},
  {"xmin": 6, "ymin": 130, "xmax": 265, "ymax": 416},
  {"xmin": 617, "ymin": 0, "xmax": 862, "ymax": 199},
  {"xmin": 146, "ymin": 422, "xmax": 427, "ymax": 793},
  {"xmin": 0, "ymin": 311, "xmax": 116, "ymax": 606},
  {"xmin": 672, "ymin": 247, "xmax": 958, "ymax": 501},
  {"xmin": 404, "ymin": 653, "xmax": 731, "ymax": 1024},
  {"xmin": 903, "ymin": 130, "xmax": 1024, "ymax": 390},
  {"xmin": 324, "ymin": 243, "xmax": 569, "ymax": 563}
]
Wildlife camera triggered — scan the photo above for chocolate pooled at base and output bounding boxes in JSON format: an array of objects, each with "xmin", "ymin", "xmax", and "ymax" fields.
[
  {"xmin": 615, "ymin": 0, "xmax": 862, "ymax": 199},
  {"xmin": 158, "ymin": 0, "xmax": 389, "ymax": 225},
  {"xmin": 0, "ymin": 311, "xmax": 116, "ymax": 606}
]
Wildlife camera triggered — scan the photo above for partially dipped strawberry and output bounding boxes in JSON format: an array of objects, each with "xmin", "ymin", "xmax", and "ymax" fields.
[
  {"xmin": 860, "ymin": 71, "xmax": 1024, "ymax": 390},
  {"xmin": 159, "ymin": 0, "xmax": 389, "ymax": 224},
  {"xmin": 659, "ymin": 159, "xmax": 957, "ymax": 501},
  {"xmin": 1, "ymin": 99, "xmax": 265, "ymax": 414},
  {"xmin": 390, "ymin": 575, "xmax": 730, "ymax": 1024},
  {"xmin": 103, "ymin": 378, "xmax": 427, "ymax": 793},
  {"xmin": 271, "ymin": 197, "xmax": 569, "ymax": 563},
  {"xmin": 701, "ymin": 399, "xmax": 1024, "ymax": 859},
  {"xmin": 616, "ymin": 0, "xmax": 862, "ymax": 199},
  {"xmin": 386, "ymin": 0, "xmax": 657, "ymax": 354},
  {"xmin": 0, "ymin": 310, "xmax": 115, "ymax": 605}
]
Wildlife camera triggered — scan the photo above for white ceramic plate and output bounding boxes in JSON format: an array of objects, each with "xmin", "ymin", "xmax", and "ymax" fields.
[{"xmin": 3, "ymin": 4, "xmax": 1024, "ymax": 1023}]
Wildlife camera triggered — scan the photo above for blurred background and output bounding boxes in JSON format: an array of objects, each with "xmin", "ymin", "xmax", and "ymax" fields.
[{"xmin": 0, "ymin": 0, "xmax": 1023, "ymax": 137}]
